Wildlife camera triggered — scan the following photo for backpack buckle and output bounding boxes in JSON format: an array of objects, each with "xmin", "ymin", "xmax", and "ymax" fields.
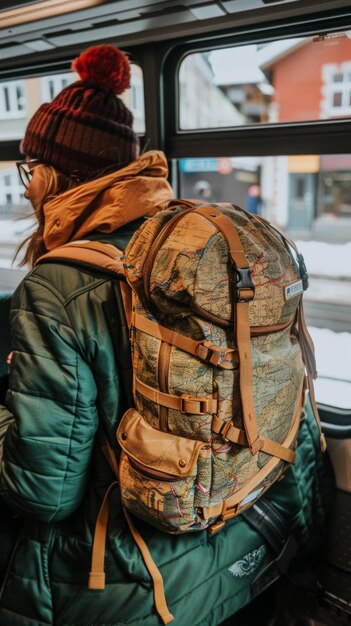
[
  {"xmin": 297, "ymin": 253, "xmax": 309, "ymax": 290},
  {"xmin": 235, "ymin": 268, "xmax": 255, "ymax": 302},
  {"xmin": 180, "ymin": 394, "xmax": 212, "ymax": 414},
  {"xmin": 201, "ymin": 341, "xmax": 226, "ymax": 366},
  {"xmin": 219, "ymin": 420, "xmax": 232, "ymax": 442}
]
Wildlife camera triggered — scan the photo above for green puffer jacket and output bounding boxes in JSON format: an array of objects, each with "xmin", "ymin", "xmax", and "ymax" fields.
[{"xmin": 0, "ymin": 221, "xmax": 334, "ymax": 626}]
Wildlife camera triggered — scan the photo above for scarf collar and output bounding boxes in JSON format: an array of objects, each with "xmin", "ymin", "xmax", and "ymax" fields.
[{"xmin": 43, "ymin": 150, "xmax": 173, "ymax": 250}]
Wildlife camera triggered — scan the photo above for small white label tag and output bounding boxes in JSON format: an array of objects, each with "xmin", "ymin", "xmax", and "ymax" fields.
[
  {"xmin": 284, "ymin": 279, "xmax": 303, "ymax": 301},
  {"xmin": 240, "ymin": 488, "xmax": 263, "ymax": 507}
]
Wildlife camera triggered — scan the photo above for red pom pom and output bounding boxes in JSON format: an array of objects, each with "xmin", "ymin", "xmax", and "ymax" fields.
[{"xmin": 72, "ymin": 44, "xmax": 131, "ymax": 95}]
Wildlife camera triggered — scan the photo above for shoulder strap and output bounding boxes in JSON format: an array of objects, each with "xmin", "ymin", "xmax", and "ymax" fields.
[
  {"xmin": 38, "ymin": 239, "xmax": 134, "ymax": 409},
  {"xmin": 37, "ymin": 241, "xmax": 125, "ymax": 278}
]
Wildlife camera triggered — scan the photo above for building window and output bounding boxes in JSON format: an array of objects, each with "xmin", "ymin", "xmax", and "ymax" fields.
[
  {"xmin": 0, "ymin": 81, "xmax": 26, "ymax": 119},
  {"xmin": 0, "ymin": 168, "xmax": 26, "ymax": 213},
  {"xmin": 41, "ymin": 73, "xmax": 74, "ymax": 102},
  {"xmin": 321, "ymin": 62, "xmax": 351, "ymax": 117}
]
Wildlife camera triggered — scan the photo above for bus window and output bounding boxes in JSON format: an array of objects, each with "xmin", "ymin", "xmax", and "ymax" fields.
[
  {"xmin": 0, "ymin": 63, "xmax": 145, "ymax": 291},
  {"xmin": 179, "ymin": 154, "xmax": 351, "ymax": 408},
  {"xmin": 179, "ymin": 33, "xmax": 351, "ymax": 129}
]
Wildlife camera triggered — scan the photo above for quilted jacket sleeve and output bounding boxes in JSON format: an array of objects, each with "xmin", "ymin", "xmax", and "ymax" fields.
[{"xmin": 0, "ymin": 274, "xmax": 99, "ymax": 522}]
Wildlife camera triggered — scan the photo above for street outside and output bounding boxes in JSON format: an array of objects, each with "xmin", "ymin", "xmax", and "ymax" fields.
[
  {"xmin": 0, "ymin": 216, "xmax": 350, "ymax": 410},
  {"xmin": 2, "ymin": 218, "xmax": 351, "ymax": 321}
]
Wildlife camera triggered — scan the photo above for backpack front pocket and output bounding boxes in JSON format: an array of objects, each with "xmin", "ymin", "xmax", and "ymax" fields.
[{"xmin": 117, "ymin": 408, "xmax": 209, "ymax": 532}]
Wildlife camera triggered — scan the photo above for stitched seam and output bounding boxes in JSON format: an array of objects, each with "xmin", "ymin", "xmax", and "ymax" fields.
[
  {"xmin": 10, "ymin": 309, "xmax": 73, "ymax": 330},
  {"xmin": 24, "ymin": 274, "xmax": 66, "ymax": 304},
  {"xmin": 0, "ymin": 607, "xmax": 51, "ymax": 625},
  {"xmin": 64, "ymin": 278, "xmax": 111, "ymax": 307},
  {"xmin": 55, "ymin": 349, "xmax": 79, "ymax": 517},
  {"xmin": 8, "ymin": 388, "xmax": 96, "ymax": 408},
  {"xmin": 10, "ymin": 349, "xmax": 75, "ymax": 366}
]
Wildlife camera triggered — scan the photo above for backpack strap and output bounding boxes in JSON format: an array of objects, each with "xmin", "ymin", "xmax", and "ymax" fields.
[
  {"xmin": 296, "ymin": 301, "xmax": 327, "ymax": 452},
  {"xmin": 132, "ymin": 312, "xmax": 238, "ymax": 369},
  {"xmin": 37, "ymin": 240, "xmax": 125, "ymax": 277},
  {"xmin": 194, "ymin": 205, "xmax": 260, "ymax": 455},
  {"xmin": 89, "ymin": 454, "xmax": 174, "ymax": 625},
  {"xmin": 235, "ymin": 211, "xmax": 325, "ymax": 453}
]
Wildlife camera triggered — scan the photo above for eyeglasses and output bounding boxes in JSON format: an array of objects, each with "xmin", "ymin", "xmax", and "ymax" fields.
[{"xmin": 16, "ymin": 159, "xmax": 40, "ymax": 189}]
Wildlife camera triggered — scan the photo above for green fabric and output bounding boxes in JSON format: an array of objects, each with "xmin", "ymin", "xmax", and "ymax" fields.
[
  {"xmin": 0, "ymin": 228, "xmax": 334, "ymax": 626},
  {"xmin": 0, "ymin": 292, "xmax": 11, "ymax": 378}
]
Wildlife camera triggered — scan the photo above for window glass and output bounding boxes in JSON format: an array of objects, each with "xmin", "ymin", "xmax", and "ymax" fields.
[
  {"xmin": 0, "ymin": 81, "xmax": 27, "ymax": 120},
  {"xmin": 179, "ymin": 154, "xmax": 351, "ymax": 406},
  {"xmin": 179, "ymin": 32, "xmax": 351, "ymax": 129},
  {"xmin": 0, "ymin": 64, "xmax": 145, "ymax": 291},
  {"xmin": 41, "ymin": 73, "xmax": 75, "ymax": 101}
]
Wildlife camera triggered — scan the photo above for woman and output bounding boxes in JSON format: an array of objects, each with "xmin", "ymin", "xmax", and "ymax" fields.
[
  {"xmin": 0, "ymin": 44, "xmax": 333, "ymax": 626},
  {"xmin": 0, "ymin": 44, "xmax": 179, "ymax": 626}
]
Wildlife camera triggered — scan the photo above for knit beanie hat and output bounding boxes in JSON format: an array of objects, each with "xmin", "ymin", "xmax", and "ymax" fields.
[{"xmin": 21, "ymin": 45, "xmax": 140, "ymax": 179}]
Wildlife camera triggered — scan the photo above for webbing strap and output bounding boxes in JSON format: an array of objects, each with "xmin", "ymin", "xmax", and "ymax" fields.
[
  {"xmin": 297, "ymin": 302, "xmax": 327, "ymax": 452},
  {"xmin": 90, "ymin": 440, "xmax": 174, "ymax": 624},
  {"xmin": 88, "ymin": 481, "xmax": 118, "ymax": 590},
  {"xmin": 204, "ymin": 387, "xmax": 304, "ymax": 524},
  {"xmin": 135, "ymin": 375, "xmax": 218, "ymax": 415},
  {"xmin": 250, "ymin": 213, "xmax": 299, "ymax": 255},
  {"xmin": 212, "ymin": 416, "xmax": 296, "ymax": 464},
  {"xmin": 133, "ymin": 312, "xmax": 238, "ymax": 369},
  {"xmin": 260, "ymin": 437, "xmax": 295, "ymax": 463},
  {"xmin": 194, "ymin": 205, "xmax": 260, "ymax": 454},
  {"xmin": 123, "ymin": 507, "xmax": 174, "ymax": 625},
  {"xmin": 37, "ymin": 241, "xmax": 125, "ymax": 277},
  {"xmin": 120, "ymin": 282, "xmax": 133, "ymax": 329},
  {"xmin": 297, "ymin": 301, "xmax": 317, "ymax": 378}
]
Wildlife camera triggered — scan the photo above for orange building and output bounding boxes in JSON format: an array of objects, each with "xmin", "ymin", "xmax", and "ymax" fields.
[{"xmin": 263, "ymin": 34, "xmax": 351, "ymax": 123}]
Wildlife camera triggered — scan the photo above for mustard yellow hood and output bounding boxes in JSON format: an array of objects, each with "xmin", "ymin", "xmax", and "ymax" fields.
[{"xmin": 43, "ymin": 150, "xmax": 173, "ymax": 250}]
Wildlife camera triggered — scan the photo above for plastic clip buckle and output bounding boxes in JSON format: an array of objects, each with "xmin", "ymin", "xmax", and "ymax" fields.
[
  {"xmin": 235, "ymin": 268, "xmax": 255, "ymax": 302},
  {"xmin": 202, "ymin": 341, "xmax": 225, "ymax": 366},
  {"xmin": 297, "ymin": 253, "xmax": 309, "ymax": 290}
]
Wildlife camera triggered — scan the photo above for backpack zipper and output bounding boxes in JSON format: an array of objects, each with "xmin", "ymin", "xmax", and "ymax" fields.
[
  {"xmin": 143, "ymin": 207, "xmax": 197, "ymax": 299},
  {"xmin": 190, "ymin": 301, "xmax": 294, "ymax": 335},
  {"xmin": 129, "ymin": 457, "xmax": 180, "ymax": 482},
  {"xmin": 158, "ymin": 341, "xmax": 172, "ymax": 432}
]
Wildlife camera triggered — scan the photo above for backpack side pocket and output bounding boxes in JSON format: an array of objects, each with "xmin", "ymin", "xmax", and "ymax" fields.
[{"xmin": 117, "ymin": 408, "xmax": 209, "ymax": 532}]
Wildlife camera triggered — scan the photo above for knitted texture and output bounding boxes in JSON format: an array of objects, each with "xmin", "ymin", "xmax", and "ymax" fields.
[{"xmin": 21, "ymin": 45, "xmax": 140, "ymax": 179}]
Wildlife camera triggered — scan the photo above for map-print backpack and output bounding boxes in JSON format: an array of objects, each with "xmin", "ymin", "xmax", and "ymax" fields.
[
  {"xmin": 41, "ymin": 200, "xmax": 326, "ymax": 532},
  {"xmin": 39, "ymin": 201, "xmax": 326, "ymax": 624}
]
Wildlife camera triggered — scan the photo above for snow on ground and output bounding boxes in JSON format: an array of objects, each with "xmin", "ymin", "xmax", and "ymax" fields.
[
  {"xmin": 296, "ymin": 240, "xmax": 351, "ymax": 279},
  {"xmin": 0, "ymin": 219, "xmax": 351, "ymax": 278},
  {"xmin": 310, "ymin": 326, "xmax": 351, "ymax": 409},
  {"xmin": 0, "ymin": 218, "xmax": 33, "ymax": 243},
  {"xmin": 0, "ymin": 222, "xmax": 350, "ymax": 405}
]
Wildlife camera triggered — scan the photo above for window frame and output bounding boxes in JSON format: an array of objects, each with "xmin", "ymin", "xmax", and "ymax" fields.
[{"xmin": 161, "ymin": 15, "xmax": 351, "ymax": 160}]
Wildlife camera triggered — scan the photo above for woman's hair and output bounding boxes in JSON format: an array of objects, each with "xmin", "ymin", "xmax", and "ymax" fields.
[{"xmin": 15, "ymin": 164, "xmax": 79, "ymax": 268}]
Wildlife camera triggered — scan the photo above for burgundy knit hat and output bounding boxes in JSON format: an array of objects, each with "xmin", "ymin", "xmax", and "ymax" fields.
[{"xmin": 21, "ymin": 45, "xmax": 140, "ymax": 179}]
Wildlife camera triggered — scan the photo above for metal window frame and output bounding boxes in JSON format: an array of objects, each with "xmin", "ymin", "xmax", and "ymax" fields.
[
  {"xmin": 159, "ymin": 7, "xmax": 351, "ymax": 159},
  {"xmin": 1, "ymin": 5, "xmax": 351, "ymax": 162}
]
